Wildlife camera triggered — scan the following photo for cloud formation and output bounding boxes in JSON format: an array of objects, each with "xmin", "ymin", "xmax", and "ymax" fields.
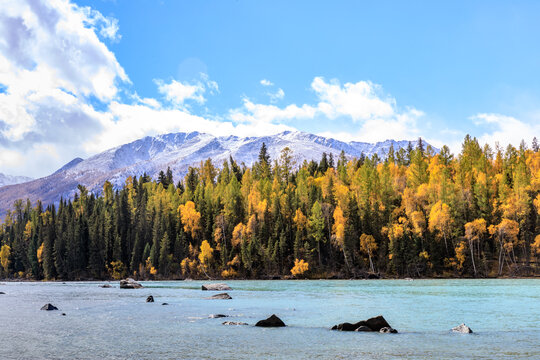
[
  {"xmin": 0, "ymin": 0, "xmax": 129, "ymax": 177},
  {"xmin": 0, "ymin": 0, "xmax": 535, "ymax": 180},
  {"xmin": 231, "ymin": 77, "xmax": 424, "ymax": 142},
  {"xmin": 472, "ymin": 113, "xmax": 540, "ymax": 149}
]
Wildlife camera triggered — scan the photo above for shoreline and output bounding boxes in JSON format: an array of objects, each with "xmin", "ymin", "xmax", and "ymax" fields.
[{"xmin": 2, "ymin": 275, "xmax": 540, "ymax": 283}]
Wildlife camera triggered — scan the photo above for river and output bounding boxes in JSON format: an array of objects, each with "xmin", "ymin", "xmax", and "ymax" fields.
[{"xmin": 0, "ymin": 279, "xmax": 538, "ymax": 359}]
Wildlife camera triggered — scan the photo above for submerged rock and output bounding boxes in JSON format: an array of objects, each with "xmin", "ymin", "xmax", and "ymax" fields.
[
  {"xmin": 41, "ymin": 303, "xmax": 58, "ymax": 311},
  {"xmin": 206, "ymin": 293, "xmax": 232, "ymax": 300},
  {"xmin": 120, "ymin": 278, "xmax": 142, "ymax": 289},
  {"xmin": 379, "ymin": 327, "xmax": 398, "ymax": 334},
  {"xmin": 0, "ymin": 291, "xmax": 5, "ymax": 294},
  {"xmin": 202, "ymin": 283, "xmax": 232, "ymax": 291},
  {"xmin": 223, "ymin": 321, "xmax": 248, "ymax": 326},
  {"xmin": 61, "ymin": 313, "xmax": 66, "ymax": 316},
  {"xmin": 209, "ymin": 314, "xmax": 229, "ymax": 318},
  {"xmin": 255, "ymin": 314, "xmax": 286, "ymax": 327},
  {"xmin": 100, "ymin": 284, "xmax": 112, "ymax": 288},
  {"xmin": 146, "ymin": 295, "xmax": 154, "ymax": 303},
  {"xmin": 162, "ymin": 303, "xmax": 169, "ymax": 306},
  {"xmin": 332, "ymin": 315, "xmax": 395, "ymax": 333},
  {"xmin": 452, "ymin": 323, "xmax": 473, "ymax": 333}
]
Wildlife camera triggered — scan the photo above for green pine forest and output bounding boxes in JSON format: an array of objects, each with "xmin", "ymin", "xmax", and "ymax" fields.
[{"xmin": 1, "ymin": 136, "xmax": 540, "ymax": 281}]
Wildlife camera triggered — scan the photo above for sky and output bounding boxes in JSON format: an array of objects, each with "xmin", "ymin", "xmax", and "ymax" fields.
[{"xmin": 0, "ymin": 0, "xmax": 539, "ymax": 178}]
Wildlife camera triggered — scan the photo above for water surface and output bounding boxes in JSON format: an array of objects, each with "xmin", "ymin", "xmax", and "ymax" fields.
[{"xmin": 0, "ymin": 279, "xmax": 538, "ymax": 359}]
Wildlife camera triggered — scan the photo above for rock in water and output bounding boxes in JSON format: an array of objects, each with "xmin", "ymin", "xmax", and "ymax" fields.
[
  {"xmin": 255, "ymin": 314, "xmax": 286, "ymax": 327},
  {"xmin": 0, "ymin": 291, "xmax": 5, "ymax": 294},
  {"xmin": 120, "ymin": 278, "xmax": 142, "ymax": 289},
  {"xmin": 162, "ymin": 303, "xmax": 169, "ymax": 306},
  {"xmin": 100, "ymin": 284, "xmax": 112, "ymax": 288},
  {"xmin": 206, "ymin": 293, "xmax": 232, "ymax": 300},
  {"xmin": 452, "ymin": 323, "xmax": 473, "ymax": 333},
  {"xmin": 146, "ymin": 295, "xmax": 154, "ymax": 303},
  {"xmin": 209, "ymin": 314, "xmax": 229, "ymax": 318},
  {"xmin": 332, "ymin": 322, "xmax": 358, "ymax": 331},
  {"xmin": 223, "ymin": 321, "xmax": 248, "ymax": 326},
  {"xmin": 332, "ymin": 315, "xmax": 395, "ymax": 332},
  {"xmin": 379, "ymin": 327, "xmax": 398, "ymax": 333},
  {"xmin": 201, "ymin": 283, "xmax": 232, "ymax": 291},
  {"xmin": 41, "ymin": 303, "xmax": 58, "ymax": 311}
]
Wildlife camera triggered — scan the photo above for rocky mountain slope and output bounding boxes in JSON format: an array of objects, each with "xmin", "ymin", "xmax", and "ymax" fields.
[{"xmin": 0, "ymin": 131, "xmax": 430, "ymax": 214}]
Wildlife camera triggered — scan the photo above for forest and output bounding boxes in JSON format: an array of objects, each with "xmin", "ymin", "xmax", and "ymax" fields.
[{"xmin": 0, "ymin": 136, "xmax": 539, "ymax": 281}]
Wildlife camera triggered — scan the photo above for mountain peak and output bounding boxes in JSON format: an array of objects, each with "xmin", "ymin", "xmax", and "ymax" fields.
[{"xmin": 0, "ymin": 131, "xmax": 436, "ymax": 215}]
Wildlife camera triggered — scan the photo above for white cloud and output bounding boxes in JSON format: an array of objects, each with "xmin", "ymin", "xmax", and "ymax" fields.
[
  {"xmin": 230, "ymin": 77, "xmax": 423, "ymax": 142},
  {"xmin": 471, "ymin": 113, "xmax": 540, "ymax": 149},
  {"xmin": 155, "ymin": 74, "xmax": 219, "ymax": 109},
  {"xmin": 268, "ymin": 88, "xmax": 285, "ymax": 103},
  {"xmin": 229, "ymin": 98, "xmax": 317, "ymax": 125},
  {"xmin": 80, "ymin": 6, "xmax": 121, "ymax": 41},
  {"xmin": 156, "ymin": 79, "xmax": 206, "ymax": 107},
  {"xmin": 260, "ymin": 79, "xmax": 273, "ymax": 86},
  {"xmin": 0, "ymin": 0, "xmax": 127, "ymax": 177},
  {"xmin": 84, "ymin": 101, "xmax": 294, "ymax": 155}
]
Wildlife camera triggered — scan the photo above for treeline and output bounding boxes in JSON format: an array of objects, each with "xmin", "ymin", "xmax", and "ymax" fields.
[{"xmin": 0, "ymin": 136, "xmax": 539, "ymax": 280}]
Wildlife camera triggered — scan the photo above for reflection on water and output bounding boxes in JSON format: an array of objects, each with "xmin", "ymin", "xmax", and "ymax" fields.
[{"xmin": 0, "ymin": 279, "xmax": 539, "ymax": 359}]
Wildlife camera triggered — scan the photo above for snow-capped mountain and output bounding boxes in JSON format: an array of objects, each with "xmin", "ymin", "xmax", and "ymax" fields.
[
  {"xmin": 0, "ymin": 173, "xmax": 33, "ymax": 188},
  {"xmin": 0, "ymin": 131, "xmax": 431, "ymax": 214}
]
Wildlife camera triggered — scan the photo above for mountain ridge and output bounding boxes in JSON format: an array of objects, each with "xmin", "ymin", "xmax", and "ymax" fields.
[
  {"xmin": 0, "ymin": 130, "xmax": 433, "ymax": 215},
  {"xmin": 0, "ymin": 173, "xmax": 33, "ymax": 188}
]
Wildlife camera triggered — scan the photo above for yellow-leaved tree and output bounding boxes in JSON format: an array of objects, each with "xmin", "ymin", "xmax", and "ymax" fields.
[
  {"xmin": 0, "ymin": 244, "xmax": 11, "ymax": 275},
  {"xmin": 178, "ymin": 201, "xmax": 201, "ymax": 239},
  {"xmin": 464, "ymin": 218, "xmax": 487, "ymax": 276},
  {"xmin": 428, "ymin": 200, "xmax": 453, "ymax": 254},
  {"xmin": 290, "ymin": 258, "xmax": 309, "ymax": 277},
  {"xmin": 198, "ymin": 240, "xmax": 214, "ymax": 277},
  {"xmin": 332, "ymin": 206, "xmax": 350, "ymax": 270},
  {"xmin": 489, "ymin": 219, "xmax": 520, "ymax": 275},
  {"xmin": 359, "ymin": 234, "xmax": 378, "ymax": 273}
]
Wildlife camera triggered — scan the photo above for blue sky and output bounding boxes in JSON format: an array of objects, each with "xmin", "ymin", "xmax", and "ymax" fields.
[{"xmin": 0, "ymin": 0, "xmax": 539, "ymax": 177}]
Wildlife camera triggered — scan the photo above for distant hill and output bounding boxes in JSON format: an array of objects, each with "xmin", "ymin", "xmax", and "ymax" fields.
[
  {"xmin": 0, "ymin": 131, "xmax": 432, "ymax": 215},
  {"xmin": 0, "ymin": 173, "xmax": 33, "ymax": 188}
]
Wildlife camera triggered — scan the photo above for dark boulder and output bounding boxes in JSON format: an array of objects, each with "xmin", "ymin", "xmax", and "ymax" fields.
[
  {"xmin": 61, "ymin": 313, "xmax": 66, "ymax": 316},
  {"xmin": 162, "ymin": 303, "xmax": 169, "ymax": 306},
  {"xmin": 0, "ymin": 291, "xmax": 5, "ymax": 294},
  {"xmin": 379, "ymin": 327, "xmax": 398, "ymax": 333},
  {"xmin": 146, "ymin": 295, "xmax": 154, "ymax": 303},
  {"xmin": 332, "ymin": 322, "xmax": 358, "ymax": 331},
  {"xmin": 202, "ymin": 283, "xmax": 232, "ymax": 291},
  {"xmin": 223, "ymin": 321, "xmax": 248, "ymax": 326},
  {"xmin": 100, "ymin": 284, "xmax": 112, "ymax": 288},
  {"xmin": 452, "ymin": 323, "xmax": 473, "ymax": 333},
  {"xmin": 255, "ymin": 314, "xmax": 286, "ymax": 327},
  {"xmin": 120, "ymin": 278, "xmax": 142, "ymax": 289},
  {"xmin": 209, "ymin": 314, "xmax": 229, "ymax": 318},
  {"xmin": 332, "ymin": 315, "xmax": 394, "ymax": 332},
  {"xmin": 206, "ymin": 292, "xmax": 232, "ymax": 300},
  {"xmin": 41, "ymin": 303, "xmax": 58, "ymax": 311}
]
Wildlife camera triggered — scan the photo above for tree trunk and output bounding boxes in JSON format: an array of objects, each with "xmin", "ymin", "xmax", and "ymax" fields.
[{"xmin": 469, "ymin": 240, "xmax": 476, "ymax": 277}]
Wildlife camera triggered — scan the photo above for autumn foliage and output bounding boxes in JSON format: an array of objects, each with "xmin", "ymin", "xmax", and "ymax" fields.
[
  {"xmin": 0, "ymin": 136, "xmax": 539, "ymax": 280},
  {"xmin": 291, "ymin": 259, "xmax": 309, "ymax": 277}
]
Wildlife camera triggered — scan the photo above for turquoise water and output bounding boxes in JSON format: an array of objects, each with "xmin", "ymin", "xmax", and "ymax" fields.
[{"xmin": 0, "ymin": 279, "xmax": 539, "ymax": 359}]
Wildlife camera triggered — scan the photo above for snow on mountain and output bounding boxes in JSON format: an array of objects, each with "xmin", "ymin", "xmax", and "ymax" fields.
[
  {"xmin": 0, "ymin": 131, "xmax": 433, "ymax": 214},
  {"xmin": 0, "ymin": 173, "xmax": 33, "ymax": 187}
]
